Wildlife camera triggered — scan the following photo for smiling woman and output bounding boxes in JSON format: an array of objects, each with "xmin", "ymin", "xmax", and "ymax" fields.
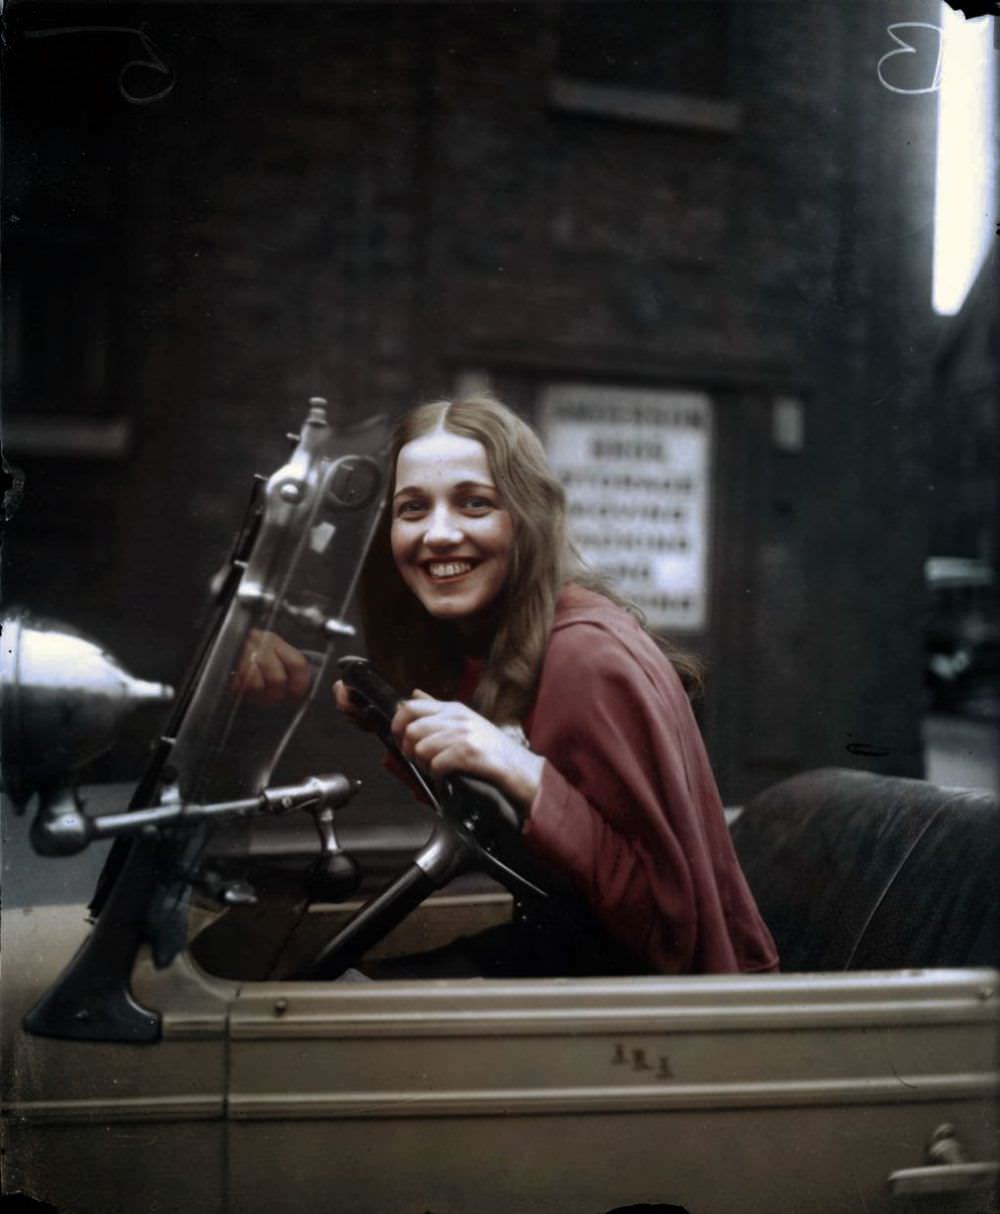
[
  {"xmin": 390, "ymin": 431, "xmax": 515, "ymax": 631},
  {"xmin": 344, "ymin": 396, "xmax": 778, "ymax": 977},
  {"xmin": 359, "ymin": 397, "xmax": 589, "ymax": 724}
]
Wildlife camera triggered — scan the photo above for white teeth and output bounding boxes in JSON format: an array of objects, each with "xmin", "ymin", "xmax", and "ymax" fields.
[{"xmin": 428, "ymin": 561, "xmax": 473, "ymax": 578}]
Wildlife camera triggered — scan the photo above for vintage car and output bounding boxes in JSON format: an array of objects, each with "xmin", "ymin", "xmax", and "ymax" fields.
[
  {"xmin": 925, "ymin": 556, "xmax": 1000, "ymax": 717},
  {"xmin": 2, "ymin": 403, "xmax": 998, "ymax": 1214}
]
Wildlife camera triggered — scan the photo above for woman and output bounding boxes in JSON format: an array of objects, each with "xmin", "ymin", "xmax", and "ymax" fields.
[{"xmin": 341, "ymin": 395, "xmax": 776, "ymax": 975}]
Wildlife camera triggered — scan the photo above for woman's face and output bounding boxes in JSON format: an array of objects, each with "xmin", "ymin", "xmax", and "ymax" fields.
[{"xmin": 391, "ymin": 430, "xmax": 514, "ymax": 627}]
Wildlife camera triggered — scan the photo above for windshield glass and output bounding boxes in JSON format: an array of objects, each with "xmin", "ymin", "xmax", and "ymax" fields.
[{"xmin": 165, "ymin": 408, "xmax": 391, "ymax": 805}]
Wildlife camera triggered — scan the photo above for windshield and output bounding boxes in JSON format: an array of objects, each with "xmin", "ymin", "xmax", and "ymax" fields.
[
  {"xmin": 110, "ymin": 405, "xmax": 395, "ymax": 964},
  {"xmin": 169, "ymin": 407, "xmax": 390, "ymax": 808}
]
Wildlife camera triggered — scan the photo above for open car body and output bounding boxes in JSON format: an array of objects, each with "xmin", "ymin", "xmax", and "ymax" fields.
[{"xmin": 2, "ymin": 404, "xmax": 998, "ymax": 1214}]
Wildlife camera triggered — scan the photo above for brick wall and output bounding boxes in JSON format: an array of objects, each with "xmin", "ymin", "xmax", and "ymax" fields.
[{"xmin": 3, "ymin": 1, "xmax": 941, "ymax": 799}]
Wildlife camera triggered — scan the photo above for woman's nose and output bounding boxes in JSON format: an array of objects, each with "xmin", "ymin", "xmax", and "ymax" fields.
[{"xmin": 423, "ymin": 506, "xmax": 463, "ymax": 546}]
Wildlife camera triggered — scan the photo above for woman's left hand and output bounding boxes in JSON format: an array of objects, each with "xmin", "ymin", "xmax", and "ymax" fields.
[
  {"xmin": 392, "ymin": 693, "xmax": 545, "ymax": 811},
  {"xmin": 230, "ymin": 629, "xmax": 312, "ymax": 706}
]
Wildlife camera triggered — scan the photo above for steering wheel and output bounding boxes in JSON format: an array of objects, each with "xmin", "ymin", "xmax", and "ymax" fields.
[{"xmin": 293, "ymin": 657, "xmax": 567, "ymax": 979}]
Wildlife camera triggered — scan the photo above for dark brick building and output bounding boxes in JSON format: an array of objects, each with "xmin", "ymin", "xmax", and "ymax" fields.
[
  {"xmin": 2, "ymin": 1, "xmax": 948, "ymax": 801},
  {"xmin": 931, "ymin": 247, "xmax": 999, "ymax": 568}
]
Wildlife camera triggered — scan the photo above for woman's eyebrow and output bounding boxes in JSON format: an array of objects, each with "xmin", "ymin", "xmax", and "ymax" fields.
[
  {"xmin": 452, "ymin": 479, "xmax": 497, "ymax": 492},
  {"xmin": 392, "ymin": 479, "xmax": 496, "ymax": 501}
]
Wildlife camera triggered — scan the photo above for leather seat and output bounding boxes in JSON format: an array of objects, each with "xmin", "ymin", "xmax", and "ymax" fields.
[{"xmin": 730, "ymin": 768, "xmax": 1000, "ymax": 971}]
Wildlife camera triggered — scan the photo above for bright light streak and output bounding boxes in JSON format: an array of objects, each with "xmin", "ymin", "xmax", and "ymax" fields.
[{"xmin": 932, "ymin": 6, "xmax": 996, "ymax": 316}]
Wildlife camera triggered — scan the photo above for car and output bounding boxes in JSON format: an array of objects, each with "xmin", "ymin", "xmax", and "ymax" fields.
[
  {"xmin": 925, "ymin": 556, "xmax": 1000, "ymax": 717},
  {"xmin": 2, "ymin": 403, "xmax": 998, "ymax": 1214}
]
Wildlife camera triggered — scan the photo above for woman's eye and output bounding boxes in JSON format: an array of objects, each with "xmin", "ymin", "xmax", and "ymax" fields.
[
  {"xmin": 463, "ymin": 496, "xmax": 495, "ymax": 512},
  {"xmin": 395, "ymin": 499, "xmax": 427, "ymax": 518}
]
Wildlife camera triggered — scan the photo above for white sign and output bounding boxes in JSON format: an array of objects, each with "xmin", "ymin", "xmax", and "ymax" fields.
[{"xmin": 540, "ymin": 384, "xmax": 712, "ymax": 632}]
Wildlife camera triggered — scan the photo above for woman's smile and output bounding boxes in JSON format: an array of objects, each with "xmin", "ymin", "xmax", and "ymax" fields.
[
  {"xmin": 391, "ymin": 431, "xmax": 514, "ymax": 625},
  {"xmin": 424, "ymin": 558, "xmax": 478, "ymax": 581}
]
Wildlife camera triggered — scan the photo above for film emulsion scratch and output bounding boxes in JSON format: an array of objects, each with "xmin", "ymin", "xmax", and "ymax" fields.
[
  {"xmin": 24, "ymin": 22, "xmax": 175, "ymax": 104},
  {"xmin": 877, "ymin": 22, "xmax": 945, "ymax": 94}
]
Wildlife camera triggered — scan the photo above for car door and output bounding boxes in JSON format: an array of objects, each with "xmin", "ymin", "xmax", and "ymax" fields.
[{"xmin": 223, "ymin": 965, "xmax": 999, "ymax": 1214}]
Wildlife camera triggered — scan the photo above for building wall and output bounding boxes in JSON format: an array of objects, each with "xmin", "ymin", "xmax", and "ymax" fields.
[
  {"xmin": 931, "ymin": 249, "xmax": 999, "ymax": 567},
  {"xmin": 3, "ymin": 1, "xmax": 942, "ymax": 801}
]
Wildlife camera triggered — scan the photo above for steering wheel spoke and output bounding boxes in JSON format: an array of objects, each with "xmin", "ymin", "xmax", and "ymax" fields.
[{"xmin": 292, "ymin": 658, "xmax": 559, "ymax": 978}]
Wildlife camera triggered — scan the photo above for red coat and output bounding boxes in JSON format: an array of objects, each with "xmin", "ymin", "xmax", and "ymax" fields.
[{"xmin": 521, "ymin": 584, "xmax": 778, "ymax": 975}]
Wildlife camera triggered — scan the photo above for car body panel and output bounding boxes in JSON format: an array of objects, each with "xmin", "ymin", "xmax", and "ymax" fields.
[{"xmin": 3, "ymin": 884, "xmax": 998, "ymax": 1214}]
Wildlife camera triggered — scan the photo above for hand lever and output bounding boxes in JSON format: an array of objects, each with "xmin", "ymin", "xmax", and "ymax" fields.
[{"xmin": 307, "ymin": 801, "xmax": 361, "ymax": 901}]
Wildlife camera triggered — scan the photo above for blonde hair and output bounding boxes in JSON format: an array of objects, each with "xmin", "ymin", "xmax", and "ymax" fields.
[{"xmin": 360, "ymin": 395, "xmax": 702, "ymax": 722}]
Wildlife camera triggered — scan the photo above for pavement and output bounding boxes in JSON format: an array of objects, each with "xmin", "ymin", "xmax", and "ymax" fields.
[{"xmin": 923, "ymin": 712, "xmax": 1000, "ymax": 794}]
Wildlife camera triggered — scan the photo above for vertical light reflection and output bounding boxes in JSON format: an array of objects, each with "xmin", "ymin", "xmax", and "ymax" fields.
[{"xmin": 933, "ymin": 6, "xmax": 996, "ymax": 316}]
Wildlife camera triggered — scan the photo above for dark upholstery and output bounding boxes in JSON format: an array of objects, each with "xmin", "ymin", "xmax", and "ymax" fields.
[{"xmin": 730, "ymin": 768, "xmax": 1000, "ymax": 972}]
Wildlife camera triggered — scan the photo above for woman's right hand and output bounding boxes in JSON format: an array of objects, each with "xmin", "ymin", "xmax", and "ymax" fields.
[{"xmin": 230, "ymin": 629, "xmax": 312, "ymax": 706}]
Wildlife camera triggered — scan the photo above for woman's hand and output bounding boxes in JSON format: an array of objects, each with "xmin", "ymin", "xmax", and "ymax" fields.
[
  {"xmin": 391, "ymin": 693, "xmax": 545, "ymax": 810},
  {"xmin": 230, "ymin": 630, "xmax": 312, "ymax": 706}
]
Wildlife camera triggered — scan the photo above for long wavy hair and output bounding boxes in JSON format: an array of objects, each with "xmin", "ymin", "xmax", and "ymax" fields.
[{"xmin": 360, "ymin": 395, "xmax": 702, "ymax": 723}]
